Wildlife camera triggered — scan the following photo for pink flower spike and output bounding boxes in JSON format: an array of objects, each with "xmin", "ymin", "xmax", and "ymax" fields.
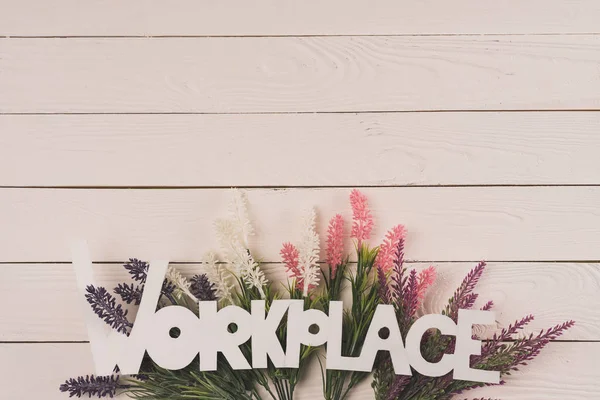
[
  {"xmin": 375, "ymin": 224, "xmax": 406, "ymax": 273},
  {"xmin": 349, "ymin": 189, "xmax": 374, "ymax": 247},
  {"xmin": 416, "ymin": 265, "xmax": 437, "ymax": 301},
  {"xmin": 326, "ymin": 214, "xmax": 345, "ymax": 276},
  {"xmin": 281, "ymin": 242, "xmax": 302, "ymax": 284}
]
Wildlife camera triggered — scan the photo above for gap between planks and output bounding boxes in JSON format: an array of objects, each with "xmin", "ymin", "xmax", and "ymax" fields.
[
  {"xmin": 3, "ymin": 33, "xmax": 600, "ymax": 39},
  {"xmin": 3, "ymin": 109, "xmax": 600, "ymax": 116},
  {"xmin": 2, "ymin": 184, "xmax": 600, "ymax": 189}
]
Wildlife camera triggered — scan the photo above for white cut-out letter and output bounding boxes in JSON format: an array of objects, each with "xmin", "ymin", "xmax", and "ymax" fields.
[
  {"xmin": 251, "ymin": 300, "xmax": 291, "ymax": 368},
  {"xmin": 454, "ymin": 310, "xmax": 500, "ymax": 384},
  {"xmin": 199, "ymin": 302, "xmax": 252, "ymax": 371},
  {"xmin": 145, "ymin": 305, "xmax": 200, "ymax": 370},
  {"xmin": 352, "ymin": 304, "xmax": 411, "ymax": 374},
  {"xmin": 326, "ymin": 301, "xmax": 361, "ymax": 371},
  {"xmin": 286, "ymin": 300, "xmax": 330, "ymax": 367},
  {"xmin": 406, "ymin": 314, "xmax": 457, "ymax": 377},
  {"xmin": 72, "ymin": 241, "xmax": 142, "ymax": 375}
]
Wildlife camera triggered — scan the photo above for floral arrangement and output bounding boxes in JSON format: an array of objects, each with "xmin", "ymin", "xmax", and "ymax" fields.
[{"xmin": 60, "ymin": 189, "xmax": 573, "ymax": 399}]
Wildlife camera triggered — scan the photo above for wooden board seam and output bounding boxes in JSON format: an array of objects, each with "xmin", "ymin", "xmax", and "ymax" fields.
[
  {"xmin": 4, "ymin": 33, "xmax": 600, "ymax": 39},
  {"xmin": 4, "ymin": 108, "xmax": 600, "ymax": 115}
]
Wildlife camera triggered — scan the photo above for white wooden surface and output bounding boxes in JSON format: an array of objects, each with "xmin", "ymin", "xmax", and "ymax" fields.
[
  {"xmin": 2, "ymin": 36, "xmax": 600, "ymax": 113},
  {"xmin": 2, "ymin": 262, "xmax": 599, "ymax": 342},
  {"xmin": 3, "ymin": 187, "xmax": 600, "ymax": 262},
  {"xmin": 1, "ymin": 0, "xmax": 600, "ymax": 36},
  {"xmin": 2, "ymin": 113, "xmax": 600, "ymax": 186},
  {"xmin": 1, "ymin": 1, "xmax": 600, "ymax": 399}
]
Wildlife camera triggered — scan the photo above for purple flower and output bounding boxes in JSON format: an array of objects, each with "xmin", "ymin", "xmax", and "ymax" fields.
[
  {"xmin": 389, "ymin": 239, "xmax": 421, "ymax": 335},
  {"xmin": 59, "ymin": 375, "xmax": 125, "ymax": 398},
  {"xmin": 121, "ymin": 258, "xmax": 177, "ymax": 304},
  {"xmin": 114, "ymin": 283, "xmax": 143, "ymax": 305},
  {"xmin": 402, "ymin": 269, "xmax": 419, "ymax": 327},
  {"xmin": 386, "ymin": 375, "xmax": 411, "ymax": 400},
  {"xmin": 374, "ymin": 259, "xmax": 575, "ymax": 400},
  {"xmin": 480, "ymin": 314, "xmax": 535, "ymax": 358},
  {"xmin": 190, "ymin": 274, "xmax": 217, "ymax": 301},
  {"xmin": 480, "ymin": 300, "xmax": 494, "ymax": 311},
  {"xmin": 390, "ymin": 239, "xmax": 406, "ymax": 306},
  {"xmin": 377, "ymin": 266, "xmax": 391, "ymax": 304},
  {"xmin": 85, "ymin": 285, "xmax": 132, "ymax": 335},
  {"xmin": 123, "ymin": 258, "xmax": 149, "ymax": 283},
  {"xmin": 444, "ymin": 261, "xmax": 486, "ymax": 322}
]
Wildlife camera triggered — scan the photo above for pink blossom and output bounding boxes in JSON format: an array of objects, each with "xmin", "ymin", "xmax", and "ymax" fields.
[
  {"xmin": 416, "ymin": 265, "xmax": 436, "ymax": 301},
  {"xmin": 281, "ymin": 242, "xmax": 302, "ymax": 285},
  {"xmin": 326, "ymin": 214, "xmax": 345, "ymax": 276},
  {"xmin": 375, "ymin": 224, "xmax": 406, "ymax": 273},
  {"xmin": 349, "ymin": 189, "xmax": 374, "ymax": 247}
]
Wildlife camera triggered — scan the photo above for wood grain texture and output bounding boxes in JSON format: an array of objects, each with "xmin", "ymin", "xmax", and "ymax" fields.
[
  {"xmin": 1, "ymin": 342, "xmax": 597, "ymax": 399},
  {"xmin": 2, "ymin": 112, "xmax": 600, "ymax": 186},
  {"xmin": 1, "ymin": 187, "xmax": 600, "ymax": 262},
  {"xmin": 1, "ymin": 0, "xmax": 599, "ymax": 398},
  {"xmin": 0, "ymin": 262, "xmax": 595, "ymax": 342},
  {"xmin": 1, "ymin": 0, "xmax": 600, "ymax": 36},
  {"xmin": 2, "ymin": 36, "xmax": 600, "ymax": 113}
]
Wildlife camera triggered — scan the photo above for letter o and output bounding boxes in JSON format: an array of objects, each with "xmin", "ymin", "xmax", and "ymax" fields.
[{"xmin": 145, "ymin": 306, "xmax": 200, "ymax": 370}]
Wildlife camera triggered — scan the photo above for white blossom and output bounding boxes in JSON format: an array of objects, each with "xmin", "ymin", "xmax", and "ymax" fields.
[
  {"xmin": 229, "ymin": 189, "xmax": 254, "ymax": 248},
  {"xmin": 244, "ymin": 266, "xmax": 267, "ymax": 299},
  {"xmin": 203, "ymin": 251, "xmax": 234, "ymax": 302},
  {"xmin": 214, "ymin": 219, "xmax": 253, "ymax": 276},
  {"xmin": 297, "ymin": 207, "xmax": 320, "ymax": 297},
  {"xmin": 213, "ymin": 191, "xmax": 268, "ymax": 298},
  {"xmin": 166, "ymin": 265, "xmax": 197, "ymax": 302}
]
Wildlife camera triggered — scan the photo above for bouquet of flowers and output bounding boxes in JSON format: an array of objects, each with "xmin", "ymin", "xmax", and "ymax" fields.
[{"xmin": 60, "ymin": 189, "xmax": 573, "ymax": 399}]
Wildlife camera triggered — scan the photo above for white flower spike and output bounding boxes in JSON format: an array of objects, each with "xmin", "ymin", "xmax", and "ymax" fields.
[
  {"xmin": 297, "ymin": 207, "xmax": 320, "ymax": 297},
  {"xmin": 203, "ymin": 251, "xmax": 234, "ymax": 302},
  {"xmin": 229, "ymin": 189, "xmax": 254, "ymax": 248},
  {"xmin": 213, "ymin": 190, "xmax": 268, "ymax": 299},
  {"xmin": 166, "ymin": 266, "xmax": 197, "ymax": 302}
]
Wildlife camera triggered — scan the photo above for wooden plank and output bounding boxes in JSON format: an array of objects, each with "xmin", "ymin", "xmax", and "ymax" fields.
[
  {"xmin": 2, "ymin": 36, "xmax": 600, "ymax": 113},
  {"xmin": 1, "ymin": 187, "xmax": 600, "ymax": 262},
  {"xmin": 2, "ymin": 112, "xmax": 600, "ymax": 187},
  {"xmin": 1, "ymin": 0, "xmax": 599, "ymax": 36},
  {"xmin": 1, "ymin": 342, "xmax": 598, "ymax": 399},
  {"xmin": 0, "ymin": 262, "xmax": 594, "ymax": 342}
]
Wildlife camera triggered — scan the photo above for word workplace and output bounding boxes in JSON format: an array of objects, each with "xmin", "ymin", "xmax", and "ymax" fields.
[{"xmin": 77, "ymin": 258, "xmax": 500, "ymax": 384}]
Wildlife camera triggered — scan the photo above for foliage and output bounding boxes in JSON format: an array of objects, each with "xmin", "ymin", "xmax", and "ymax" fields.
[
  {"xmin": 371, "ymin": 255, "xmax": 574, "ymax": 400},
  {"xmin": 60, "ymin": 189, "xmax": 573, "ymax": 400}
]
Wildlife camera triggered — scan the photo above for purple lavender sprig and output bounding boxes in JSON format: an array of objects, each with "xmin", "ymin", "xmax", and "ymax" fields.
[
  {"xmin": 401, "ymin": 269, "xmax": 419, "ymax": 328},
  {"xmin": 374, "ymin": 261, "xmax": 575, "ymax": 400},
  {"xmin": 377, "ymin": 267, "xmax": 391, "ymax": 305},
  {"xmin": 479, "ymin": 314, "xmax": 535, "ymax": 358},
  {"xmin": 444, "ymin": 261, "xmax": 486, "ymax": 322},
  {"xmin": 119, "ymin": 258, "xmax": 177, "ymax": 304},
  {"xmin": 388, "ymin": 239, "xmax": 420, "ymax": 335},
  {"xmin": 59, "ymin": 375, "xmax": 127, "ymax": 398},
  {"xmin": 390, "ymin": 240, "xmax": 407, "ymax": 313},
  {"xmin": 189, "ymin": 274, "xmax": 217, "ymax": 301},
  {"xmin": 114, "ymin": 283, "xmax": 143, "ymax": 305},
  {"xmin": 161, "ymin": 280, "xmax": 177, "ymax": 304},
  {"xmin": 386, "ymin": 375, "xmax": 411, "ymax": 400},
  {"xmin": 476, "ymin": 320, "xmax": 575, "ymax": 375},
  {"xmin": 480, "ymin": 300, "xmax": 494, "ymax": 311},
  {"xmin": 88, "ymin": 259, "xmax": 179, "ymax": 335},
  {"xmin": 123, "ymin": 258, "xmax": 149, "ymax": 283},
  {"xmin": 85, "ymin": 285, "xmax": 133, "ymax": 335}
]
